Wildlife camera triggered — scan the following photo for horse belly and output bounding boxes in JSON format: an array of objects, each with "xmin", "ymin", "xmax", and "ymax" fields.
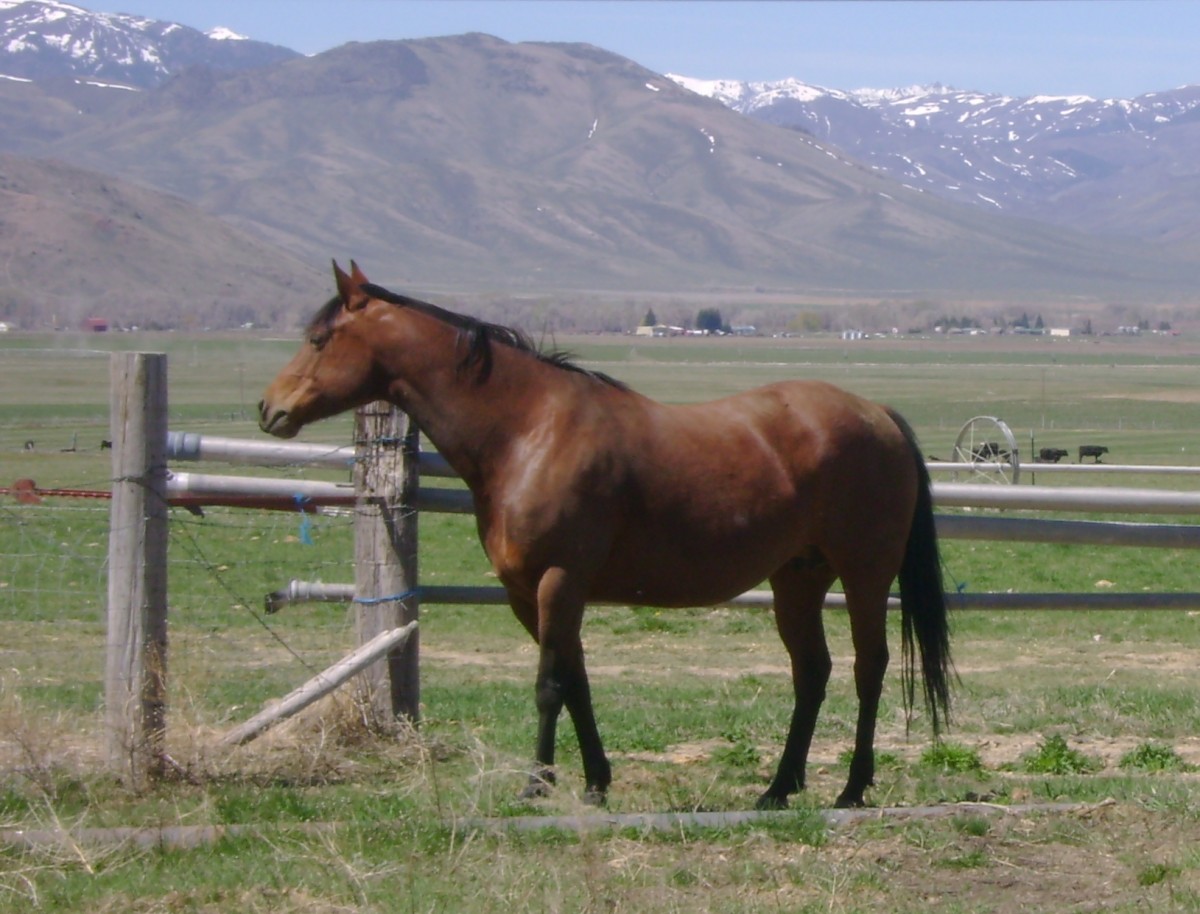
[{"xmin": 593, "ymin": 509, "xmax": 805, "ymax": 608}]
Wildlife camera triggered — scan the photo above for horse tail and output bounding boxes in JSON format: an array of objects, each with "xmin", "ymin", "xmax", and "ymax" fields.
[{"xmin": 887, "ymin": 408, "xmax": 954, "ymax": 736}]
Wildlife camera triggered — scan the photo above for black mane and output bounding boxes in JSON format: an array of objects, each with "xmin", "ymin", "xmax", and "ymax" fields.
[{"xmin": 339, "ymin": 282, "xmax": 627, "ymax": 389}]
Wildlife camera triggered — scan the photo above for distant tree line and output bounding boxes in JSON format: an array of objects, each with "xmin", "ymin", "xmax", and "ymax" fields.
[{"xmin": 695, "ymin": 308, "xmax": 729, "ymax": 334}]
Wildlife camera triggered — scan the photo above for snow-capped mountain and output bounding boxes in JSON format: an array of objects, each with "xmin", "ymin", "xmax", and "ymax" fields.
[
  {"xmin": 2, "ymin": 0, "xmax": 1200, "ymax": 327},
  {"xmin": 672, "ymin": 75, "xmax": 1200, "ymax": 242},
  {"xmin": 0, "ymin": 0, "xmax": 298, "ymax": 88}
]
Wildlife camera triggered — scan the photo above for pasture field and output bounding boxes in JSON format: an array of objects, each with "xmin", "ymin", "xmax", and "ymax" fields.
[{"xmin": 1, "ymin": 329, "xmax": 1199, "ymax": 913}]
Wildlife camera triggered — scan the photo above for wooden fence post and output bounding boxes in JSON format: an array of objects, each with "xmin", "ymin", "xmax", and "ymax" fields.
[
  {"xmin": 353, "ymin": 403, "xmax": 420, "ymax": 725},
  {"xmin": 106, "ymin": 352, "xmax": 169, "ymax": 785}
]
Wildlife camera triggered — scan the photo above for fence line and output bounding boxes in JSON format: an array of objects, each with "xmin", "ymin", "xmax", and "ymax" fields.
[
  {"xmin": 928, "ymin": 461, "xmax": 1200, "ymax": 478},
  {"xmin": 104, "ymin": 356, "xmax": 1200, "ymax": 781},
  {"xmin": 260, "ymin": 579, "xmax": 1200, "ymax": 614},
  {"xmin": 163, "ymin": 469, "xmax": 1200, "ymax": 532},
  {"xmin": 169, "ymin": 432, "xmax": 1192, "ymax": 482},
  {"xmin": 162, "ymin": 425, "xmax": 1200, "ymax": 622}
]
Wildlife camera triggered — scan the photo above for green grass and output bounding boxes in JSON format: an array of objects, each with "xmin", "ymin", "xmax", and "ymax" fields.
[
  {"xmin": 920, "ymin": 742, "xmax": 985, "ymax": 774},
  {"xmin": 1019, "ymin": 735, "xmax": 1104, "ymax": 776},
  {"xmin": 4, "ymin": 330, "xmax": 1200, "ymax": 912},
  {"xmin": 1119, "ymin": 742, "xmax": 1193, "ymax": 773}
]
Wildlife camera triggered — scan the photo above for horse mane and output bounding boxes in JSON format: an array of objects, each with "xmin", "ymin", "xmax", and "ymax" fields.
[{"xmin": 354, "ymin": 282, "xmax": 627, "ymax": 389}]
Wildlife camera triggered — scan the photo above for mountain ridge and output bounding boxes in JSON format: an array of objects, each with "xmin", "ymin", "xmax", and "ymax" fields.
[
  {"xmin": 2, "ymin": 2, "xmax": 1199, "ymax": 332},
  {"xmin": 0, "ymin": 0, "xmax": 298, "ymax": 87}
]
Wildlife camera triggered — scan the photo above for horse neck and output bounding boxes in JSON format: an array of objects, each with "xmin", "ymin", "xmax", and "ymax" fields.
[{"xmin": 370, "ymin": 314, "xmax": 557, "ymax": 486}]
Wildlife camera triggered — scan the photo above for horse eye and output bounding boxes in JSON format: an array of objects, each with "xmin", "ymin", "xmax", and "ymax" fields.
[{"xmin": 308, "ymin": 330, "xmax": 330, "ymax": 350}]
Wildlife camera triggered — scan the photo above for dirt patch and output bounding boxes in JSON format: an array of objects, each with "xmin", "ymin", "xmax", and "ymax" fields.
[
  {"xmin": 820, "ymin": 802, "xmax": 1194, "ymax": 913},
  {"xmin": 1095, "ymin": 389, "xmax": 1200, "ymax": 403}
]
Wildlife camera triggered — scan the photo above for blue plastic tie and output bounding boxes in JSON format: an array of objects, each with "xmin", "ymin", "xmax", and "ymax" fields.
[{"xmin": 293, "ymin": 493, "xmax": 314, "ymax": 545}]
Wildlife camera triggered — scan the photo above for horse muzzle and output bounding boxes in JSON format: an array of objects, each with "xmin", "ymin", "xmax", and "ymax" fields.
[{"xmin": 258, "ymin": 401, "xmax": 300, "ymax": 439}]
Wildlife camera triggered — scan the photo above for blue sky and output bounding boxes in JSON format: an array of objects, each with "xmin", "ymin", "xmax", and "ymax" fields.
[{"xmin": 109, "ymin": 1, "xmax": 1199, "ymax": 99}]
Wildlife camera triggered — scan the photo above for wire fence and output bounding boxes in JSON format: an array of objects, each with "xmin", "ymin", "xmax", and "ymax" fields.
[
  {"xmin": 0, "ymin": 488, "xmax": 365, "ymax": 771},
  {"xmin": 6, "ymin": 392, "xmax": 1200, "ymax": 779}
]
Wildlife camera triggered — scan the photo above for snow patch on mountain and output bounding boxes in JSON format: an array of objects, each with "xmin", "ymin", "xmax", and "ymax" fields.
[
  {"xmin": 206, "ymin": 26, "xmax": 246, "ymax": 42},
  {"xmin": 670, "ymin": 72, "xmax": 1200, "ymax": 226}
]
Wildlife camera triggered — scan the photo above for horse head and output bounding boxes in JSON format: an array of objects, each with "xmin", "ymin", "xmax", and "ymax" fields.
[{"xmin": 258, "ymin": 260, "xmax": 386, "ymax": 438}]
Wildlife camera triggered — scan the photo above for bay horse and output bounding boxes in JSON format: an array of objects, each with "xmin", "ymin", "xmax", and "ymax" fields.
[{"xmin": 259, "ymin": 261, "xmax": 953, "ymax": 809}]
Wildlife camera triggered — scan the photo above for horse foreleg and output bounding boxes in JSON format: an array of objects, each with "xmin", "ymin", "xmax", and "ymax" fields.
[
  {"xmin": 522, "ymin": 570, "xmax": 611, "ymax": 804},
  {"xmin": 559, "ymin": 648, "xmax": 611, "ymax": 804},
  {"xmin": 522, "ymin": 642, "xmax": 564, "ymax": 798},
  {"xmin": 758, "ymin": 563, "xmax": 836, "ymax": 810},
  {"xmin": 505, "ymin": 595, "xmax": 555, "ymax": 798},
  {"xmin": 835, "ymin": 583, "xmax": 891, "ymax": 808}
]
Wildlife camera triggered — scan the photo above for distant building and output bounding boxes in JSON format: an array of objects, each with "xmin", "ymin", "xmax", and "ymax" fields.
[
  {"xmin": 81, "ymin": 317, "xmax": 109, "ymax": 332},
  {"xmin": 634, "ymin": 324, "xmax": 684, "ymax": 337}
]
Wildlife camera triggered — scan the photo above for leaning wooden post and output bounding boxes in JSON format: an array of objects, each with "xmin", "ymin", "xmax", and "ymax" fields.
[
  {"xmin": 106, "ymin": 352, "xmax": 169, "ymax": 785},
  {"xmin": 353, "ymin": 403, "xmax": 420, "ymax": 725}
]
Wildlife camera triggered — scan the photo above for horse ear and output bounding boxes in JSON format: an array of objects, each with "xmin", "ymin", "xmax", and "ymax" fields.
[
  {"xmin": 332, "ymin": 260, "xmax": 354, "ymax": 304},
  {"xmin": 344, "ymin": 260, "xmax": 372, "ymax": 311},
  {"xmin": 333, "ymin": 259, "xmax": 371, "ymax": 311}
]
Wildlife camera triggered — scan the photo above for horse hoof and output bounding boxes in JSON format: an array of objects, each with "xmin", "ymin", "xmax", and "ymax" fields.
[
  {"xmin": 833, "ymin": 792, "xmax": 866, "ymax": 809},
  {"xmin": 755, "ymin": 793, "xmax": 789, "ymax": 811},
  {"xmin": 583, "ymin": 787, "xmax": 608, "ymax": 808},
  {"xmin": 520, "ymin": 769, "xmax": 555, "ymax": 800}
]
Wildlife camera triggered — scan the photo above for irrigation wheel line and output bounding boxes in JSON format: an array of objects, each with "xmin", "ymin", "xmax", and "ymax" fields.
[{"xmin": 951, "ymin": 416, "xmax": 1020, "ymax": 484}]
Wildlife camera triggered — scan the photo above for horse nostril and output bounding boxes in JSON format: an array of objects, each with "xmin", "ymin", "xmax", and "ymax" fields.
[{"xmin": 258, "ymin": 402, "xmax": 279, "ymax": 431}]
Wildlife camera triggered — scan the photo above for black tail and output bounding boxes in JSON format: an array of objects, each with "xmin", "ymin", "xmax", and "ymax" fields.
[{"xmin": 888, "ymin": 409, "xmax": 954, "ymax": 736}]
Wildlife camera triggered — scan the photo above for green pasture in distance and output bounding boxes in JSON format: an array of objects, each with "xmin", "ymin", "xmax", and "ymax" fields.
[
  {"xmin": 2, "ymin": 329, "xmax": 1199, "ymax": 504},
  {"xmin": 0, "ymin": 332, "xmax": 353, "ymax": 482},
  {"xmin": 4, "ymin": 328, "xmax": 1200, "ymax": 465},
  {"xmin": 4, "ymin": 328, "xmax": 1200, "ymax": 553}
]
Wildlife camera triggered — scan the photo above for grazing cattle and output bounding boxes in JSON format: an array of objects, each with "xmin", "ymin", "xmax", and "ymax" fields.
[
  {"xmin": 1079, "ymin": 445, "xmax": 1109, "ymax": 463},
  {"xmin": 1038, "ymin": 448, "xmax": 1069, "ymax": 463},
  {"xmin": 971, "ymin": 442, "xmax": 1008, "ymax": 460}
]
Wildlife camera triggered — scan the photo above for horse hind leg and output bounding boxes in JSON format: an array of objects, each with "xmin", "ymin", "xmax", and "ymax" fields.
[{"xmin": 757, "ymin": 558, "xmax": 837, "ymax": 810}]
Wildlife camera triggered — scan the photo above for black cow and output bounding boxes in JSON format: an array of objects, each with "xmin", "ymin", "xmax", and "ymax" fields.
[
  {"xmin": 1079, "ymin": 445, "xmax": 1109, "ymax": 463},
  {"xmin": 1038, "ymin": 448, "xmax": 1069, "ymax": 463},
  {"xmin": 971, "ymin": 441, "xmax": 1008, "ymax": 460}
]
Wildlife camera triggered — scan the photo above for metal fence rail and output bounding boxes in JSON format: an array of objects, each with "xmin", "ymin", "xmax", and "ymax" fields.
[{"xmin": 161, "ymin": 430, "xmax": 1200, "ymax": 621}]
